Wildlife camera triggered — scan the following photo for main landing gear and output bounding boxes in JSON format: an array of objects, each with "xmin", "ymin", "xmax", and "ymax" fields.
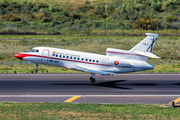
[
  {"xmin": 90, "ymin": 73, "xmax": 96, "ymax": 83},
  {"xmin": 35, "ymin": 63, "xmax": 38, "ymax": 74}
]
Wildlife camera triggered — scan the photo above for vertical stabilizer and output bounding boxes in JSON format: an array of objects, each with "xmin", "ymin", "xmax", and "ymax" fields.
[
  {"xmin": 106, "ymin": 33, "xmax": 159, "ymax": 62},
  {"xmin": 130, "ymin": 33, "xmax": 158, "ymax": 52}
]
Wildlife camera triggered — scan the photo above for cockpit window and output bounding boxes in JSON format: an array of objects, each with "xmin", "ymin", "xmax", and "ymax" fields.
[
  {"xmin": 28, "ymin": 49, "xmax": 39, "ymax": 53},
  {"xmin": 28, "ymin": 49, "xmax": 33, "ymax": 52},
  {"xmin": 35, "ymin": 50, "xmax": 39, "ymax": 53}
]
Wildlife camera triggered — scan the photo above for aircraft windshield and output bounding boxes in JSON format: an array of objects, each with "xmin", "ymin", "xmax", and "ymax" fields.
[
  {"xmin": 28, "ymin": 49, "xmax": 39, "ymax": 53},
  {"xmin": 35, "ymin": 50, "xmax": 39, "ymax": 52},
  {"xmin": 28, "ymin": 49, "xmax": 33, "ymax": 52}
]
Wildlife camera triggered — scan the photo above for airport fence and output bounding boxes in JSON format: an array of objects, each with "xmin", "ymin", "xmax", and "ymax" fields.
[{"xmin": 0, "ymin": 19, "xmax": 180, "ymax": 36}]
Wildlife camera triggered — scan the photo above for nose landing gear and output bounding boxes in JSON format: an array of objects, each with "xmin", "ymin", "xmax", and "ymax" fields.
[
  {"xmin": 35, "ymin": 63, "xmax": 38, "ymax": 74},
  {"xmin": 90, "ymin": 73, "xmax": 96, "ymax": 83}
]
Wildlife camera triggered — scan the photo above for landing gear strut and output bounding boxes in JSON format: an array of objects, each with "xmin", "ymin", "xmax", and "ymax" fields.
[
  {"xmin": 35, "ymin": 63, "xmax": 38, "ymax": 74},
  {"xmin": 90, "ymin": 73, "xmax": 96, "ymax": 83}
]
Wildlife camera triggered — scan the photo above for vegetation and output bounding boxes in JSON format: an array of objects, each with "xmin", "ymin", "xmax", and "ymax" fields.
[
  {"xmin": 0, "ymin": 35, "xmax": 180, "ymax": 73},
  {"xmin": 0, "ymin": 103, "xmax": 180, "ymax": 119},
  {"xmin": 0, "ymin": 0, "xmax": 180, "ymax": 35}
]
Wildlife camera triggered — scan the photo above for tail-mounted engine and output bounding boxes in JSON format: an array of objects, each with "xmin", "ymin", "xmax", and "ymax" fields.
[{"xmin": 108, "ymin": 57, "xmax": 131, "ymax": 67}]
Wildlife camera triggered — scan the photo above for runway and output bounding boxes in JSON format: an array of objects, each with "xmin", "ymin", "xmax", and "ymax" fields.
[{"xmin": 0, "ymin": 73, "xmax": 180, "ymax": 104}]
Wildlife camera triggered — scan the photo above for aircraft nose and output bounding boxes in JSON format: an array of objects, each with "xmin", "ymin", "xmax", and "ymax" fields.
[{"xmin": 14, "ymin": 53, "xmax": 25, "ymax": 60}]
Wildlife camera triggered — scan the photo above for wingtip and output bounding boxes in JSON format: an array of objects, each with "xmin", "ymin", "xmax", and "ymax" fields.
[{"xmin": 145, "ymin": 33, "xmax": 159, "ymax": 37}]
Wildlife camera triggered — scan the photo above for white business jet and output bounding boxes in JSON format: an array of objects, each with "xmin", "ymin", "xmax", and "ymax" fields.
[{"xmin": 15, "ymin": 33, "xmax": 160, "ymax": 83}]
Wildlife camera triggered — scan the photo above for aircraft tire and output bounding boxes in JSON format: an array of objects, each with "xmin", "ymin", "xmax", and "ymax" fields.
[
  {"xmin": 90, "ymin": 77, "xmax": 95, "ymax": 83},
  {"xmin": 35, "ymin": 70, "xmax": 38, "ymax": 74}
]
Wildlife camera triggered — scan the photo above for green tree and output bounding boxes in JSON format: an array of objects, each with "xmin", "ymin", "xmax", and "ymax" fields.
[{"xmin": 117, "ymin": 3, "xmax": 136, "ymax": 20}]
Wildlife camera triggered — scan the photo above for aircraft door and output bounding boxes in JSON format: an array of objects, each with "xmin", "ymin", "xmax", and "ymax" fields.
[{"xmin": 41, "ymin": 49, "xmax": 49, "ymax": 64}]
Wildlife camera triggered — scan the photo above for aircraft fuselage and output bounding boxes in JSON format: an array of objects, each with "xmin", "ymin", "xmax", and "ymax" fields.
[{"xmin": 15, "ymin": 47, "xmax": 154, "ymax": 74}]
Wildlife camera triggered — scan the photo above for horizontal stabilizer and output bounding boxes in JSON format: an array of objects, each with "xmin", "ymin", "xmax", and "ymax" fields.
[{"xmin": 133, "ymin": 51, "xmax": 160, "ymax": 58}]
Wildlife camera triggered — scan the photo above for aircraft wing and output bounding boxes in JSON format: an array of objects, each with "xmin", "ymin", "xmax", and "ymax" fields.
[{"xmin": 73, "ymin": 64, "xmax": 113, "ymax": 75}]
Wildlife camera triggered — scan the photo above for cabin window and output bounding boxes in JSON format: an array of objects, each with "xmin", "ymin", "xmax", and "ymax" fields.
[
  {"xmin": 89, "ymin": 59, "xmax": 91, "ymax": 62},
  {"xmin": 74, "ymin": 57, "xmax": 76, "ymax": 60},
  {"xmin": 81, "ymin": 58, "xmax": 84, "ymax": 61},
  {"xmin": 59, "ymin": 55, "xmax": 61, "ymax": 58},
  {"xmin": 93, "ymin": 60, "xmax": 95, "ymax": 62},
  {"xmin": 67, "ymin": 56, "xmax": 69, "ymax": 59},
  {"xmin": 70, "ymin": 57, "xmax": 72, "ymax": 59},
  {"xmin": 63, "ymin": 56, "xmax": 65, "ymax": 58},
  {"xmin": 56, "ymin": 55, "xmax": 58, "ymax": 57},
  {"xmin": 86, "ymin": 59, "xmax": 88, "ymax": 61},
  {"xmin": 32, "ymin": 49, "xmax": 36, "ymax": 52},
  {"xmin": 96, "ymin": 60, "xmax": 99, "ymax": 63},
  {"xmin": 77, "ymin": 58, "xmax": 80, "ymax": 60}
]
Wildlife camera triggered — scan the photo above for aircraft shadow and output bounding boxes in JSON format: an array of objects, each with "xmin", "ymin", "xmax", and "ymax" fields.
[
  {"xmin": 49, "ymin": 80, "xmax": 131, "ymax": 89},
  {"xmin": 49, "ymin": 80, "xmax": 163, "ymax": 89},
  {"xmin": 94, "ymin": 80, "xmax": 131, "ymax": 89},
  {"xmin": 49, "ymin": 80, "xmax": 180, "ymax": 90},
  {"xmin": 173, "ymin": 83, "xmax": 180, "ymax": 85}
]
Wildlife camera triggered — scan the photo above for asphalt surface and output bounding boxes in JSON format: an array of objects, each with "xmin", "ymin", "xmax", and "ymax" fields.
[{"xmin": 0, "ymin": 73, "xmax": 180, "ymax": 104}]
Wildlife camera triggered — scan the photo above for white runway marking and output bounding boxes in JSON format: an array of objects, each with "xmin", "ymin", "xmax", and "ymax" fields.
[{"xmin": 0, "ymin": 95, "xmax": 180, "ymax": 97}]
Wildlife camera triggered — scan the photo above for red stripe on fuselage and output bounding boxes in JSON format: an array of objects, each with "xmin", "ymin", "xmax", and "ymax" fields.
[{"xmin": 15, "ymin": 53, "xmax": 111, "ymax": 66}]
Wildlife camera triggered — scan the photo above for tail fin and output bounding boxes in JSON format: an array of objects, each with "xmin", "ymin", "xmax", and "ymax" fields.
[
  {"xmin": 130, "ymin": 33, "xmax": 158, "ymax": 52},
  {"xmin": 130, "ymin": 33, "xmax": 160, "ymax": 61},
  {"xmin": 106, "ymin": 33, "xmax": 159, "ymax": 62}
]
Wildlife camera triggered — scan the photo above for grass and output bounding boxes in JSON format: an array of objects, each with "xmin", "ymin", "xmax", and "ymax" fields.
[
  {"xmin": 0, "ymin": 35, "xmax": 180, "ymax": 73},
  {"xmin": 1, "ymin": 0, "xmax": 180, "ymax": 37},
  {"xmin": 1, "ymin": 22, "xmax": 180, "ymax": 36},
  {"xmin": 0, "ymin": 103, "xmax": 179, "ymax": 119},
  {"xmin": 0, "ymin": 63, "xmax": 84, "ymax": 73}
]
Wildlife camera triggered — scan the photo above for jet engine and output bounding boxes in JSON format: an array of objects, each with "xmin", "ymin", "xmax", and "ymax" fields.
[{"xmin": 108, "ymin": 57, "xmax": 131, "ymax": 67}]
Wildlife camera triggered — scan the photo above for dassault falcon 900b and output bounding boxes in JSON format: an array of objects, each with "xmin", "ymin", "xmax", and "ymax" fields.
[{"xmin": 14, "ymin": 33, "xmax": 160, "ymax": 83}]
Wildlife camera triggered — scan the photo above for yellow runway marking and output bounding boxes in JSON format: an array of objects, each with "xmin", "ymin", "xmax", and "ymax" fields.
[
  {"xmin": 169, "ymin": 97, "xmax": 180, "ymax": 104},
  {"xmin": 64, "ymin": 96, "xmax": 81, "ymax": 102}
]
